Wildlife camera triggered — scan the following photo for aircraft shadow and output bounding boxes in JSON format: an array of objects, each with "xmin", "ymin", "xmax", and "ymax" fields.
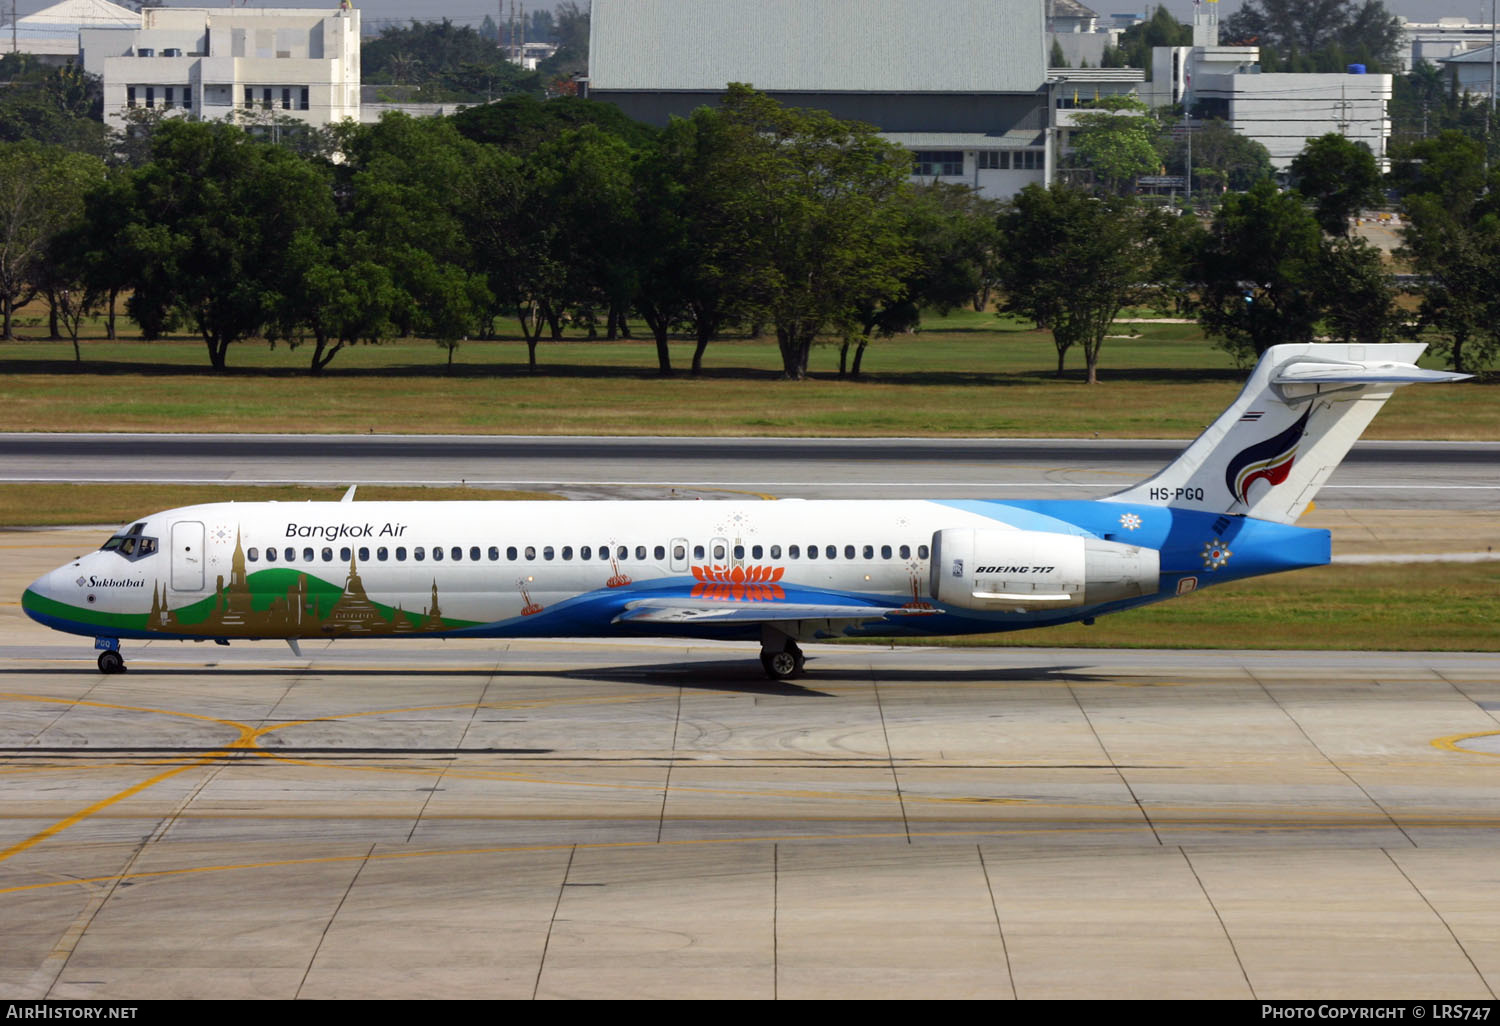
[{"xmin": 8, "ymin": 661, "xmax": 1110, "ymax": 693}]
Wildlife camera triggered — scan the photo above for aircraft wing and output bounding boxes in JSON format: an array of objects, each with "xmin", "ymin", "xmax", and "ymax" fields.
[{"xmin": 613, "ymin": 598, "xmax": 923, "ymax": 626}]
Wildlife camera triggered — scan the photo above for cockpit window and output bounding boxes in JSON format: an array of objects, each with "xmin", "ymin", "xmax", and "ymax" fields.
[{"xmin": 99, "ymin": 522, "xmax": 158, "ymax": 563}]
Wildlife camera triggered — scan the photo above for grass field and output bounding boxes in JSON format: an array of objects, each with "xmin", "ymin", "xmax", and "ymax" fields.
[
  {"xmin": 881, "ymin": 561, "xmax": 1500, "ymax": 652},
  {"xmin": 2, "ymin": 309, "xmax": 1494, "ymax": 439}
]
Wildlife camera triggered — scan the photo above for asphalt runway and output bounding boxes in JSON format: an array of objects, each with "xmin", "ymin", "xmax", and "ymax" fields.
[
  {"xmin": 2, "ymin": 530, "xmax": 1499, "ymax": 999},
  {"xmin": 3, "ymin": 432, "xmax": 1499, "ymax": 507}
]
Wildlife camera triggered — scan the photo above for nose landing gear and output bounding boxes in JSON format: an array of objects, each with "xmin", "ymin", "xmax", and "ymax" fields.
[{"xmin": 95, "ymin": 639, "xmax": 126, "ymax": 674}]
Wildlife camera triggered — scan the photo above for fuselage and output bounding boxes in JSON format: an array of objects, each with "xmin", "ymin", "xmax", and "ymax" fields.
[{"xmin": 22, "ymin": 497, "xmax": 1330, "ymax": 645}]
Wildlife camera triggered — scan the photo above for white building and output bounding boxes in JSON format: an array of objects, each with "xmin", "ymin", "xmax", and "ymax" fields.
[
  {"xmin": 1139, "ymin": 2, "xmax": 1392, "ymax": 171},
  {"xmin": 79, "ymin": 6, "xmax": 360, "ymax": 130},
  {"xmin": 1438, "ymin": 45, "xmax": 1500, "ymax": 98}
]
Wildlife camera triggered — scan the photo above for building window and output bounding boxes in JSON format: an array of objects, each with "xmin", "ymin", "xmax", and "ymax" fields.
[
  {"xmin": 127, "ymin": 86, "xmax": 136, "ymax": 107},
  {"xmin": 262, "ymin": 87, "xmax": 272, "ymax": 109},
  {"xmin": 183, "ymin": 87, "xmax": 192, "ymax": 111},
  {"xmin": 144, "ymin": 86, "xmax": 155, "ymax": 108},
  {"xmin": 913, "ymin": 150, "xmax": 964, "ymax": 177},
  {"xmin": 300, "ymin": 87, "xmax": 309, "ymax": 111},
  {"xmin": 978, "ymin": 151, "xmax": 1002, "ymax": 170},
  {"xmin": 282, "ymin": 87, "xmax": 291, "ymax": 110}
]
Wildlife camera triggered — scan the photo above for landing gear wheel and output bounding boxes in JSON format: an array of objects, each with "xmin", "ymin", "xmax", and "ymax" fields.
[
  {"xmin": 761, "ymin": 648, "xmax": 799, "ymax": 680},
  {"xmin": 97, "ymin": 650, "xmax": 126, "ymax": 674}
]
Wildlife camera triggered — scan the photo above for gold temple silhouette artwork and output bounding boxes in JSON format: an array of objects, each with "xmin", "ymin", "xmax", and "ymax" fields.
[{"xmin": 152, "ymin": 530, "xmax": 456, "ymax": 637}]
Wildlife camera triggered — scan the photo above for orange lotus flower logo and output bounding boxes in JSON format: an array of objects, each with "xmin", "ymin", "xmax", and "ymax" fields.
[{"xmin": 690, "ymin": 564, "xmax": 785, "ymax": 601}]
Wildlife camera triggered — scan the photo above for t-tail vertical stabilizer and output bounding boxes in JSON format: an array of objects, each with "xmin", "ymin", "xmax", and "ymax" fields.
[{"xmin": 1104, "ymin": 344, "xmax": 1470, "ymax": 525}]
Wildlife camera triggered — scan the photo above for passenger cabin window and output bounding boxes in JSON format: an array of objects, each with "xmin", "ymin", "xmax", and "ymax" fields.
[
  {"xmin": 415, "ymin": 547, "xmax": 426, "ymax": 561},
  {"xmin": 377, "ymin": 547, "xmax": 388, "ymax": 561},
  {"xmin": 432, "ymin": 547, "xmax": 443, "ymax": 561},
  {"xmin": 562, "ymin": 546, "xmax": 573, "ymax": 560},
  {"xmin": 266, "ymin": 547, "xmax": 278, "ymax": 562},
  {"xmin": 635, "ymin": 545, "xmax": 646, "ymax": 560},
  {"xmin": 396, "ymin": 547, "xmax": 407, "ymax": 561},
  {"xmin": 918, "ymin": 544, "xmax": 930, "ymax": 559},
  {"xmin": 488, "ymin": 547, "xmax": 499, "ymax": 561},
  {"xmin": 322, "ymin": 547, "xmax": 333, "ymax": 562},
  {"xmin": 654, "ymin": 545, "xmax": 665, "ymax": 560},
  {"xmin": 694, "ymin": 545, "xmax": 705, "ymax": 560},
  {"xmin": 358, "ymin": 547, "xmax": 369, "ymax": 561},
  {"xmin": 770, "ymin": 545, "xmax": 782, "ymax": 559},
  {"xmin": 673, "ymin": 544, "xmax": 686, "ymax": 560},
  {"xmin": 826, "ymin": 545, "xmax": 836, "ymax": 559},
  {"xmin": 471, "ymin": 547, "xmax": 481, "ymax": 561}
]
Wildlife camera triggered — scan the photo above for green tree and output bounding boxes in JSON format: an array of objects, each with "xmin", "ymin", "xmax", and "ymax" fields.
[
  {"xmin": 1222, "ymin": 1, "xmax": 1401, "ymax": 72},
  {"xmin": 630, "ymin": 105, "xmax": 770, "ymax": 375},
  {"xmin": 1065, "ymin": 96, "xmax": 1162, "ymax": 194},
  {"xmin": 1314, "ymin": 236, "xmax": 1400, "ymax": 344},
  {"xmin": 1289, "ymin": 133, "xmax": 1384, "ymax": 237},
  {"xmin": 0, "ymin": 56, "xmax": 109, "ymax": 155},
  {"xmin": 1196, "ymin": 179, "xmax": 1324, "ymax": 362},
  {"xmin": 998, "ymin": 185, "xmax": 1167, "ymax": 384},
  {"xmin": 0, "ymin": 142, "xmax": 105, "ymax": 340},
  {"xmin": 1161, "ymin": 119, "xmax": 1274, "ymax": 194},
  {"xmin": 341, "ymin": 114, "xmax": 491, "ymax": 363},
  {"xmin": 468, "ymin": 145, "xmax": 560, "ymax": 370},
  {"xmin": 1393, "ymin": 132, "xmax": 1500, "ymax": 374},
  {"xmin": 112, "ymin": 120, "xmax": 334, "ymax": 368},
  {"xmin": 451, "ymin": 94, "xmax": 658, "ymax": 155},
  {"xmin": 363, "ymin": 19, "xmax": 541, "ymax": 101},
  {"xmin": 538, "ymin": 1, "xmax": 590, "ymax": 84},
  {"xmin": 1117, "ymin": 7, "xmax": 1192, "ymax": 72},
  {"xmin": 845, "ymin": 182, "xmax": 1001, "ymax": 377},
  {"xmin": 715, "ymin": 86, "xmax": 915, "ymax": 380}
]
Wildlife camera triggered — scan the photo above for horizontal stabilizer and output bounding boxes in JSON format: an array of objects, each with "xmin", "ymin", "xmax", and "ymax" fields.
[{"xmin": 1272, "ymin": 359, "xmax": 1471, "ymax": 387}]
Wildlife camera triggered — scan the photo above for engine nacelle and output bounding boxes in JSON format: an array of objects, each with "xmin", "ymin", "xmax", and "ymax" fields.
[{"xmin": 929, "ymin": 528, "xmax": 1159, "ymax": 612}]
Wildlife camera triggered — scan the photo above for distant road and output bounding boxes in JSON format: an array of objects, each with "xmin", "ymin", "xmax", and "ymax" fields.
[{"xmin": 1, "ymin": 433, "xmax": 1497, "ymax": 508}]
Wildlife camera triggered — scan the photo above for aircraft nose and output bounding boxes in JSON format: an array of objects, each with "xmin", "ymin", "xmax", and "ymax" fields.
[{"xmin": 21, "ymin": 563, "xmax": 83, "ymax": 625}]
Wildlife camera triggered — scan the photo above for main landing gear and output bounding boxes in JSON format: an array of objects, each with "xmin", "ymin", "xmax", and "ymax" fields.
[
  {"xmin": 95, "ymin": 639, "xmax": 126, "ymax": 674},
  {"xmin": 759, "ymin": 629, "xmax": 805, "ymax": 680}
]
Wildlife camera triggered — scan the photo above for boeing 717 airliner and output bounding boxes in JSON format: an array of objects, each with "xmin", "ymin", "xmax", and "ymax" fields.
[{"xmin": 22, "ymin": 344, "xmax": 1467, "ymax": 678}]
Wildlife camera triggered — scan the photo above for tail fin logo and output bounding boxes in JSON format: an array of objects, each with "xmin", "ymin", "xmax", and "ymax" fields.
[{"xmin": 1225, "ymin": 407, "xmax": 1311, "ymax": 506}]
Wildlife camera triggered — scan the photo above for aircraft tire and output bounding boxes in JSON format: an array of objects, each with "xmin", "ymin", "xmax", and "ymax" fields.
[
  {"xmin": 97, "ymin": 650, "xmax": 126, "ymax": 674},
  {"xmin": 761, "ymin": 649, "xmax": 799, "ymax": 680}
]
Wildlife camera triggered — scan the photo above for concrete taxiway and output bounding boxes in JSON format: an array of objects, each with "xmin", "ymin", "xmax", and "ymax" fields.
[{"xmin": 2, "ymin": 529, "xmax": 1499, "ymax": 999}]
